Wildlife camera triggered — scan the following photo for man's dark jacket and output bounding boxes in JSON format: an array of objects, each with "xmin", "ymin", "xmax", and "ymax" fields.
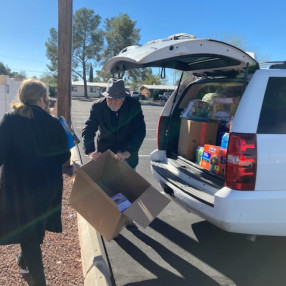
[
  {"xmin": 0, "ymin": 106, "xmax": 71, "ymax": 245},
  {"xmin": 82, "ymin": 97, "xmax": 146, "ymax": 168}
]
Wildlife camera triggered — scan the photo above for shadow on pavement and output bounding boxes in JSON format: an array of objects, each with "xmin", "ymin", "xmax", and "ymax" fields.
[
  {"xmin": 149, "ymin": 218, "xmax": 286, "ymax": 286},
  {"xmin": 114, "ymin": 227, "xmax": 219, "ymax": 286}
]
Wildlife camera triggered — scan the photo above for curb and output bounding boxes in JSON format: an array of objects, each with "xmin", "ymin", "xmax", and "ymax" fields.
[{"xmin": 70, "ymin": 146, "xmax": 112, "ymax": 286}]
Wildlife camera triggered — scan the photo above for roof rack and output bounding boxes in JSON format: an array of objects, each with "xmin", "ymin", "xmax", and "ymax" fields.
[
  {"xmin": 167, "ymin": 33, "xmax": 195, "ymax": 40},
  {"xmin": 145, "ymin": 33, "xmax": 195, "ymax": 45},
  {"xmin": 260, "ymin": 61, "xmax": 286, "ymax": 69}
]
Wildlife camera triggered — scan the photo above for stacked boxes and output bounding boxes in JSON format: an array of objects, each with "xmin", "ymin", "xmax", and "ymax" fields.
[{"xmin": 178, "ymin": 119, "xmax": 219, "ymax": 160}]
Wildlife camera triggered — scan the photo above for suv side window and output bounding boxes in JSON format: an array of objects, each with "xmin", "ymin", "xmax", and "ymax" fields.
[{"xmin": 257, "ymin": 77, "xmax": 286, "ymax": 134}]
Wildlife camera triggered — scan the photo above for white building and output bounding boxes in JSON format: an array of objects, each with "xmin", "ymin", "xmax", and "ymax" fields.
[
  {"xmin": 72, "ymin": 81, "xmax": 107, "ymax": 98},
  {"xmin": 0, "ymin": 75, "xmax": 21, "ymax": 120}
]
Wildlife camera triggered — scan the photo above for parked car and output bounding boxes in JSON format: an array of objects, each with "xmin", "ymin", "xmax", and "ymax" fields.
[
  {"xmin": 103, "ymin": 33, "xmax": 286, "ymax": 237},
  {"xmin": 159, "ymin": 91, "xmax": 172, "ymax": 101},
  {"xmin": 131, "ymin": 91, "xmax": 140, "ymax": 100}
]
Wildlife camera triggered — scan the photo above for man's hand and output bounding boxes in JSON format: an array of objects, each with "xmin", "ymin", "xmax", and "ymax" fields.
[
  {"xmin": 114, "ymin": 151, "xmax": 131, "ymax": 162},
  {"xmin": 89, "ymin": 151, "xmax": 101, "ymax": 161}
]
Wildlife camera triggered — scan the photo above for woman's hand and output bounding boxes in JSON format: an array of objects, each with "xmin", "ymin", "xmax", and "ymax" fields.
[{"xmin": 114, "ymin": 151, "xmax": 131, "ymax": 162}]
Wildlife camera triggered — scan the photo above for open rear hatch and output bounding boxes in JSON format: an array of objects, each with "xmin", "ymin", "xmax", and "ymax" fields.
[
  {"xmin": 103, "ymin": 34, "xmax": 259, "ymax": 76},
  {"xmin": 103, "ymin": 34, "xmax": 259, "ymax": 206}
]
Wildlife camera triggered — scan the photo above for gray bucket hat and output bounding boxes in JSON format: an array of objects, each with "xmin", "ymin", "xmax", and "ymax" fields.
[{"xmin": 102, "ymin": 78, "xmax": 130, "ymax": 98}]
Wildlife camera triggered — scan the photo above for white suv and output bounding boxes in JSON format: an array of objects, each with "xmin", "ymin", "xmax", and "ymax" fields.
[{"xmin": 103, "ymin": 34, "xmax": 286, "ymax": 237}]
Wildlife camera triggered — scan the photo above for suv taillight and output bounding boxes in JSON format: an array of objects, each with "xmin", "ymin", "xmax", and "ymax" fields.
[
  {"xmin": 156, "ymin": 115, "xmax": 169, "ymax": 150},
  {"xmin": 225, "ymin": 133, "xmax": 257, "ymax": 191}
]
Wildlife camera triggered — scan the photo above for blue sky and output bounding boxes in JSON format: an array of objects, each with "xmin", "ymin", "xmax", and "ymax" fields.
[{"xmin": 0, "ymin": 0, "xmax": 285, "ymax": 82}]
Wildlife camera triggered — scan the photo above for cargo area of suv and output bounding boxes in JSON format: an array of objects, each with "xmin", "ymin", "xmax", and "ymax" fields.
[
  {"xmin": 103, "ymin": 34, "xmax": 286, "ymax": 237},
  {"xmin": 151, "ymin": 77, "xmax": 247, "ymax": 202}
]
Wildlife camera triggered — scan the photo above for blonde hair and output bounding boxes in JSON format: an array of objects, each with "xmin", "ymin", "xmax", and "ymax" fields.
[{"xmin": 11, "ymin": 78, "xmax": 50, "ymax": 118}]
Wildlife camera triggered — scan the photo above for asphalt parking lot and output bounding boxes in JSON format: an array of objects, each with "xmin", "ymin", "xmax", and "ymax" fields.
[{"xmin": 71, "ymin": 98, "xmax": 286, "ymax": 286}]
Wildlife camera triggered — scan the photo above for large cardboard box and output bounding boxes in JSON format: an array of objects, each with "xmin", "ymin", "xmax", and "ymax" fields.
[
  {"xmin": 178, "ymin": 119, "xmax": 219, "ymax": 160},
  {"xmin": 69, "ymin": 150, "xmax": 170, "ymax": 241}
]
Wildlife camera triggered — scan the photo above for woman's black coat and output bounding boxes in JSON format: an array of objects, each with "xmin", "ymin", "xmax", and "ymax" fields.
[{"xmin": 0, "ymin": 106, "xmax": 71, "ymax": 245}]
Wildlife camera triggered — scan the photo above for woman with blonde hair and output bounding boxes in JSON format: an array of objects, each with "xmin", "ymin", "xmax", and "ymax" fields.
[{"xmin": 0, "ymin": 78, "xmax": 71, "ymax": 285}]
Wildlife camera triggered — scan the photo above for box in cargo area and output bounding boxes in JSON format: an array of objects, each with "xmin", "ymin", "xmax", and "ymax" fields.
[
  {"xmin": 200, "ymin": 144, "xmax": 227, "ymax": 176},
  {"xmin": 178, "ymin": 119, "xmax": 219, "ymax": 160},
  {"xmin": 69, "ymin": 150, "xmax": 170, "ymax": 241}
]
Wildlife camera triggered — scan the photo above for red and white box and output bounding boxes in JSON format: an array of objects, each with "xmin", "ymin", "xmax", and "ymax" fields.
[{"xmin": 200, "ymin": 144, "xmax": 227, "ymax": 176}]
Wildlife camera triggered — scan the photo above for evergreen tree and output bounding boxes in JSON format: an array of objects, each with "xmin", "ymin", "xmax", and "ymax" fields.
[
  {"xmin": 45, "ymin": 8, "xmax": 104, "ymax": 97},
  {"xmin": 45, "ymin": 27, "xmax": 58, "ymax": 80},
  {"xmin": 97, "ymin": 13, "xmax": 140, "ymax": 81},
  {"xmin": 89, "ymin": 65, "xmax": 94, "ymax": 82}
]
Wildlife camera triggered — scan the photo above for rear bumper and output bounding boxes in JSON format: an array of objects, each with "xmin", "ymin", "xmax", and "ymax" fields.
[{"xmin": 151, "ymin": 166, "xmax": 286, "ymax": 236}]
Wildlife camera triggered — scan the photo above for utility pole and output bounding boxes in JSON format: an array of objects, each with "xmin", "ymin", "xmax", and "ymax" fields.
[{"xmin": 57, "ymin": 0, "xmax": 73, "ymax": 123}]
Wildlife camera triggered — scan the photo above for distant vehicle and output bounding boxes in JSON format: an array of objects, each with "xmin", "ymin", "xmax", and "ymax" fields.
[
  {"xmin": 159, "ymin": 91, "xmax": 172, "ymax": 101},
  {"xmin": 131, "ymin": 91, "xmax": 140, "ymax": 100}
]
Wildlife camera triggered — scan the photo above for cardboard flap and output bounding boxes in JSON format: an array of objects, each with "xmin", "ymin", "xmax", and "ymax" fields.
[
  {"xmin": 123, "ymin": 186, "xmax": 170, "ymax": 228},
  {"xmin": 69, "ymin": 163, "xmax": 122, "ymax": 241}
]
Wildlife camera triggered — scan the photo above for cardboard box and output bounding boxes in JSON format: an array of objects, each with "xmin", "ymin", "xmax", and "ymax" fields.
[
  {"xmin": 200, "ymin": 144, "xmax": 227, "ymax": 176},
  {"xmin": 178, "ymin": 119, "xmax": 219, "ymax": 160},
  {"xmin": 69, "ymin": 150, "xmax": 170, "ymax": 241}
]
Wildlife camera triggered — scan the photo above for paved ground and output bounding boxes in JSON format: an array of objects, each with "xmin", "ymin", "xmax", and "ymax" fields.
[{"xmin": 71, "ymin": 98, "xmax": 286, "ymax": 286}]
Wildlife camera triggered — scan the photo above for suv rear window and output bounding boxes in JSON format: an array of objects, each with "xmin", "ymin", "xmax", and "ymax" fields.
[{"xmin": 258, "ymin": 77, "xmax": 286, "ymax": 134}]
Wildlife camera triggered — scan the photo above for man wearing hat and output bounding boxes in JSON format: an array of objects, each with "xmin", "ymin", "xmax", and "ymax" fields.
[{"xmin": 82, "ymin": 78, "xmax": 146, "ymax": 169}]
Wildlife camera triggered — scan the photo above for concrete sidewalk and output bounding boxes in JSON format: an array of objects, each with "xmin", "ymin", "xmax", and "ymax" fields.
[{"xmin": 70, "ymin": 146, "xmax": 112, "ymax": 286}]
